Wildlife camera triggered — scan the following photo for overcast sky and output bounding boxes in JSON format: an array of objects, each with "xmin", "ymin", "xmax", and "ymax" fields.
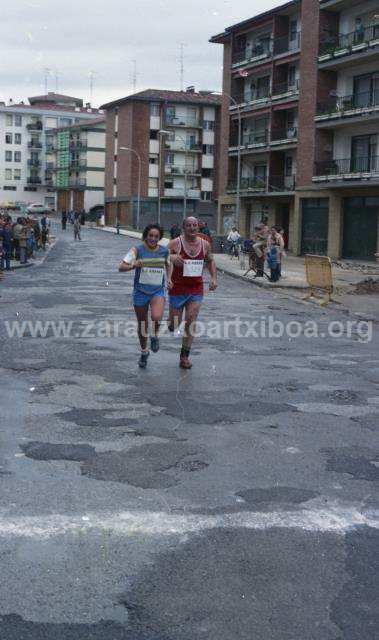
[{"xmin": 1, "ymin": 0, "xmax": 285, "ymax": 107}]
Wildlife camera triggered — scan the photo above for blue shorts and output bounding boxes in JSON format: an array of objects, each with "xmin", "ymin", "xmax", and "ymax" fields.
[
  {"xmin": 169, "ymin": 293, "xmax": 203, "ymax": 309},
  {"xmin": 133, "ymin": 288, "xmax": 165, "ymax": 307}
]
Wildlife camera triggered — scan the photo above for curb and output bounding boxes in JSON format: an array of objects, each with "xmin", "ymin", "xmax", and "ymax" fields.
[{"xmin": 3, "ymin": 240, "xmax": 57, "ymax": 273}]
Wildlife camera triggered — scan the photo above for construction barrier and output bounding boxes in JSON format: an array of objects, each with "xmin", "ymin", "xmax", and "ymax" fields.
[{"xmin": 304, "ymin": 254, "xmax": 333, "ymax": 306}]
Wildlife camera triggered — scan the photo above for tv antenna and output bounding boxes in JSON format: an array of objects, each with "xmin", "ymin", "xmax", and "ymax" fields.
[
  {"xmin": 89, "ymin": 70, "xmax": 97, "ymax": 104},
  {"xmin": 44, "ymin": 68, "xmax": 51, "ymax": 94},
  {"xmin": 179, "ymin": 43, "xmax": 186, "ymax": 91},
  {"xmin": 131, "ymin": 60, "xmax": 137, "ymax": 92}
]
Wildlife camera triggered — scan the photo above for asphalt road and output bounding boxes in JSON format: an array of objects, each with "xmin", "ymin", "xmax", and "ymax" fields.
[{"xmin": 0, "ymin": 224, "xmax": 378, "ymax": 640}]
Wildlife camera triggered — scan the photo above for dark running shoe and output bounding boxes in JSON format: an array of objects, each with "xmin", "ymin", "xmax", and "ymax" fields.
[
  {"xmin": 150, "ymin": 336, "xmax": 160, "ymax": 353},
  {"xmin": 138, "ymin": 351, "xmax": 150, "ymax": 369}
]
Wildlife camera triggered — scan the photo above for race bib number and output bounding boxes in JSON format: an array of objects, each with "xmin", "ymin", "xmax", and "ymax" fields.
[
  {"xmin": 183, "ymin": 259, "xmax": 204, "ymax": 277},
  {"xmin": 139, "ymin": 266, "xmax": 164, "ymax": 286}
]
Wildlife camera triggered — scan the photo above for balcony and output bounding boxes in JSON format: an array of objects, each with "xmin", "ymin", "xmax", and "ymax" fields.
[
  {"xmin": 27, "ymin": 159, "xmax": 41, "ymax": 167},
  {"xmin": 46, "ymin": 144, "xmax": 55, "ymax": 153},
  {"xmin": 273, "ymin": 33, "xmax": 301, "ymax": 56},
  {"xmin": 69, "ymin": 178, "xmax": 87, "ymax": 189},
  {"xmin": 164, "ymin": 165, "xmax": 201, "ymax": 176},
  {"xmin": 272, "ymin": 80, "xmax": 299, "ymax": 100},
  {"xmin": 229, "ymin": 131, "xmax": 268, "ymax": 150},
  {"xmin": 319, "ymin": 24, "xmax": 379, "ymax": 65},
  {"xmin": 313, "ymin": 156, "xmax": 379, "ymax": 182},
  {"xmin": 28, "ymin": 141, "xmax": 43, "ymax": 150},
  {"xmin": 164, "ymin": 188, "xmax": 201, "ymax": 198},
  {"xmin": 26, "ymin": 121, "xmax": 43, "ymax": 131},
  {"xmin": 27, "ymin": 176, "xmax": 42, "ymax": 184},
  {"xmin": 231, "ymin": 90, "xmax": 271, "ymax": 109},
  {"xmin": 70, "ymin": 159, "xmax": 87, "ymax": 171},
  {"xmin": 232, "ymin": 42, "xmax": 272, "ymax": 68},
  {"xmin": 165, "ymin": 140, "xmax": 202, "ymax": 152},
  {"xmin": 227, "ymin": 176, "xmax": 267, "ymax": 193},
  {"xmin": 164, "ymin": 116, "xmax": 200, "ymax": 129},
  {"xmin": 69, "ymin": 140, "xmax": 87, "ymax": 151},
  {"xmin": 270, "ymin": 127, "xmax": 298, "ymax": 145},
  {"xmin": 316, "ymin": 90, "xmax": 379, "ymax": 122},
  {"xmin": 268, "ymin": 175, "xmax": 296, "ymax": 191}
]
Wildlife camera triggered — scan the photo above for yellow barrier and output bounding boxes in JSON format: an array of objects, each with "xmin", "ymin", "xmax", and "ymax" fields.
[{"xmin": 303, "ymin": 254, "xmax": 333, "ymax": 306}]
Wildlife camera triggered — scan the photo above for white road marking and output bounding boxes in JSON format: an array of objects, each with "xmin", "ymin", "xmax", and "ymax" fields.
[{"xmin": 0, "ymin": 506, "xmax": 377, "ymax": 540}]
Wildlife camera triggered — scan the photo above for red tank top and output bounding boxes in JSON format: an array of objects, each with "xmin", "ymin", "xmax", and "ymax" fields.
[{"xmin": 170, "ymin": 236, "xmax": 207, "ymax": 296}]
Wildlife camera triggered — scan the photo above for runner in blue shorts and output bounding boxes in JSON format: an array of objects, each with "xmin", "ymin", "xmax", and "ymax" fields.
[{"xmin": 119, "ymin": 224, "xmax": 171, "ymax": 368}]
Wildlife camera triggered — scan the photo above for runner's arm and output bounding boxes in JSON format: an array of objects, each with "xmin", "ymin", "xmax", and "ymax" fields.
[
  {"xmin": 165, "ymin": 252, "xmax": 173, "ymax": 288},
  {"xmin": 205, "ymin": 242, "xmax": 217, "ymax": 290},
  {"xmin": 118, "ymin": 247, "xmax": 139, "ymax": 272},
  {"xmin": 168, "ymin": 238, "xmax": 183, "ymax": 266}
]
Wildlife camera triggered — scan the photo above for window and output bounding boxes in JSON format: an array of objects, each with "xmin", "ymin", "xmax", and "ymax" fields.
[
  {"xmin": 288, "ymin": 66, "xmax": 297, "ymax": 88},
  {"xmin": 166, "ymin": 106, "xmax": 176, "ymax": 122},
  {"xmin": 5, "ymin": 169, "xmax": 12, "ymax": 180},
  {"xmin": 150, "ymin": 130, "xmax": 158, "ymax": 140},
  {"xmin": 201, "ymin": 191, "xmax": 212, "ymax": 201},
  {"xmin": 60, "ymin": 118, "xmax": 72, "ymax": 127},
  {"xmin": 203, "ymin": 120, "xmax": 215, "ymax": 131},
  {"xmin": 202, "ymin": 144, "xmax": 214, "ymax": 154},
  {"xmin": 5, "ymin": 132, "xmax": 12, "ymax": 144},
  {"xmin": 202, "ymin": 168, "xmax": 213, "ymax": 178},
  {"xmin": 255, "ymin": 76, "xmax": 270, "ymax": 98},
  {"xmin": 15, "ymin": 133, "xmax": 22, "ymax": 144},
  {"xmin": 6, "ymin": 114, "xmax": 13, "ymax": 126},
  {"xmin": 285, "ymin": 156, "xmax": 293, "ymax": 176},
  {"xmin": 166, "ymin": 152, "xmax": 174, "ymax": 165},
  {"xmin": 15, "ymin": 115, "xmax": 22, "ymax": 126},
  {"xmin": 24, "ymin": 187, "xmax": 37, "ymax": 191},
  {"xmin": 149, "ymin": 155, "xmax": 158, "ymax": 164},
  {"xmin": 289, "ymin": 20, "xmax": 298, "ymax": 42},
  {"xmin": 4, "ymin": 185, "xmax": 16, "ymax": 191},
  {"xmin": 5, "ymin": 150, "xmax": 12, "ymax": 162},
  {"xmin": 14, "ymin": 151, "xmax": 21, "ymax": 162},
  {"xmin": 150, "ymin": 103, "xmax": 160, "ymax": 116},
  {"xmin": 164, "ymin": 180, "xmax": 173, "ymax": 188},
  {"xmin": 14, "ymin": 169, "xmax": 21, "ymax": 180}
]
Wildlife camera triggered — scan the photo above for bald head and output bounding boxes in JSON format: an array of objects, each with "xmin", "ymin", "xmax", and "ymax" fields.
[{"xmin": 182, "ymin": 216, "xmax": 199, "ymax": 240}]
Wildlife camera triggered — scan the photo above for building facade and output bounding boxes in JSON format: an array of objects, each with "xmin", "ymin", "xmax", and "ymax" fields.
[
  {"xmin": 101, "ymin": 89, "xmax": 221, "ymax": 230},
  {"xmin": 0, "ymin": 93, "xmax": 103, "ymax": 210},
  {"xmin": 211, "ymin": 0, "xmax": 379, "ymax": 260},
  {"xmin": 48, "ymin": 119, "xmax": 105, "ymax": 212}
]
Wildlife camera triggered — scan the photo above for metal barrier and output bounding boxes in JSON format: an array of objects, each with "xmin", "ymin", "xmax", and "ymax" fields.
[{"xmin": 303, "ymin": 254, "xmax": 333, "ymax": 306}]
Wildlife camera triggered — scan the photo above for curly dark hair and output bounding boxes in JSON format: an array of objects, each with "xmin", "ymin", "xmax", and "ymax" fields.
[{"xmin": 142, "ymin": 223, "xmax": 164, "ymax": 240}]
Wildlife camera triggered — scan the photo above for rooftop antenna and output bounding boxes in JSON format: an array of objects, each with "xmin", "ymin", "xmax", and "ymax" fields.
[
  {"xmin": 179, "ymin": 43, "xmax": 185, "ymax": 91},
  {"xmin": 54, "ymin": 70, "xmax": 62, "ymax": 92},
  {"xmin": 131, "ymin": 60, "xmax": 137, "ymax": 92},
  {"xmin": 89, "ymin": 70, "xmax": 97, "ymax": 104},
  {"xmin": 44, "ymin": 67, "xmax": 51, "ymax": 94}
]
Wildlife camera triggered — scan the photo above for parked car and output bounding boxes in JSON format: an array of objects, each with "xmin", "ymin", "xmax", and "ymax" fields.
[{"xmin": 26, "ymin": 203, "xmax": 52, "ymax": 215}]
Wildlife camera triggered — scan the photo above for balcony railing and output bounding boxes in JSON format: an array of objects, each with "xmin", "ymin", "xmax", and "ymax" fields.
[
  {"xmin": 314, "ymin": 156, "xmax": 379, "ymax": 177},
  {"xmin": 164, "ymin": 116, "xmax": 200, "ymax": 128},
  {"xmin": 270, "ymin": 127, "xmax": 298, "ymax": 142},
  {"xmin": 26, "ymin": 121, "xmax": 43, "ymax": 131},
  {"xmin": 27, "ymin": 159, "xmax": 41, "ymax": 167},
  {"xmin": 69, "ymin": 178, "xmax": 87, "ymax": 188},
  {"xmin": 69, "ymin": 141, "xmax": 87, "ymax": 151},
  {"xmin": 27, "ymin": 176, "xmax": 42, "ymax": 184},
  {"xmin": 164, "ymin": 165, "xmax": 200, "ymax": 175},
  {"xmin": 230, "ymin": 131, "xmax": 268, "ymax": 147},
  {"xmin": 319, "ymin": 23, "xmax": 379, "ymax": 57},
  {"xmin": 274, "ymin": 32, "xmax": 301, "ymax": 55},
  {"xmin": 70, "ymin": 159, "xmax": 87, "ymax": 170},
  {"xmin": 317, "ymin": 90, "xmax": 379, "ymax": 117},
  {"xmin": 268, "ymin": 175, "xmax": 296, "ymax": 191},
  {"xmin": 231, "ymin": 90, "xmax": 271, "ymax": 106},
  {"xmin": 227, "ymin": 176, "xmax": 267, "ymax": 192},
  {"xmin": 165, "ymin": 141, "xmax": 202, "ymax": 152},
  {"xmin": 232, "ymin": 42, "xmax": 272, "ymax": 65},
  {"xmin": 28, "ymin": 141, "xmax": 43, "ymax": 149},
  {"xmin": 46, "ymin": 144, "xmax": 55, "ymax": 153},
  {"xmin": 164, "ymin": 188, "xmax": 201, "ymax": 198},
  {"xmin": 272, "ymin": 80, "xmax": 299, "ymax": 97}
]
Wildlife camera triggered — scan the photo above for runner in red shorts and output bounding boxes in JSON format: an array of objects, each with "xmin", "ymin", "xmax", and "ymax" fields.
[{"xmin": 168, "ymin": 216, "xmax": 217, "ymax": 369}]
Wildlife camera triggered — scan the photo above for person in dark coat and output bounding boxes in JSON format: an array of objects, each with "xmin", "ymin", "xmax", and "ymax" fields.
[{"xmin": 61, "ymin": 210, "xmax": 68, "ymax": 230}]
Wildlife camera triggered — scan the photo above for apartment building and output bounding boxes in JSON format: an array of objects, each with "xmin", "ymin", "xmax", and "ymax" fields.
[
  {"xmin": 47, "ymin": 119, "xmax": 105, "ymax": 212},
  {"xmin": 0, "ymin": 93, "xmax": 103, "ymax": 210},
  {"xmin": 101, "ymin": 89, "xmax": 221, "ymax": 229},
  {"xmin": 211, "ymin": 0, "xmax": 379, "ymax": 260}
]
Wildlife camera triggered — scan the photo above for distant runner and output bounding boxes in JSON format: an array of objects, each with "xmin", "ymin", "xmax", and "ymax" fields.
[
  {"xmin": 119, "ymin": 224, "xmax": 171, "ymax": 369},
  {"xmin": 168, "ymin": 216, "xmax": 217, "ymax": 369}
]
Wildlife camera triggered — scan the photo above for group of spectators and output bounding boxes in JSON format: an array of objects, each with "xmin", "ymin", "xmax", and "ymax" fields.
[
  {"xmin": 227, "ymin": 222, "xmax": 286, "ymax": 282},
  {"xmin": 61, "ymin": 210, "xmax": 85, "ymax": 241},
  {"xmin": 0, "ymin": 211, "xmax": 50, "ymax": 270}
]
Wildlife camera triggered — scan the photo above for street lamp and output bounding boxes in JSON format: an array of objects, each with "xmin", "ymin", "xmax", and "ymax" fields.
[
  {"xmin": 119, "ymin": 146, "xmax": 142, "ymax": 230},
  {"xmin": 212, "ymin": 91, "xmax": 242, "ymax": 232},
  {"xmin": 159, "ymin": 129, "xmax": 190, "ymax": 221}
]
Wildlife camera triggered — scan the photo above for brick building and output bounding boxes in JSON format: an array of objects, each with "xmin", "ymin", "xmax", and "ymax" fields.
[
  {"xmin": 100, "ymin": 89, "xmax": 221, "ymax": 230},
  {"xmin": 211, "ymin": 0, "xmax": 379, "ymax": 260}
]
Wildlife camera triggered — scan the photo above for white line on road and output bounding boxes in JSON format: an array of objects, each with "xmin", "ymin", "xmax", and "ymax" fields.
[{"xmin": 0, "ymin": 505, "xmax": 377, "ymax": 539}]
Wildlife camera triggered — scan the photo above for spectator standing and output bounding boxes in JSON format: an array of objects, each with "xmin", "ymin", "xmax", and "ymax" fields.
[
  {"xmin": 12, "ymin": 218, "xmax": 23, "ymax": 260},
  {"xmin": 0, "ymin": 217, "xmax": 13, "ymax": 270},
  {"xmin": 61, "ymin": 210, "xmax": 68, "ymax": 230},
  {"xmin": 74, "ymin": 217, "xmax": 81, "ymax": 241}
]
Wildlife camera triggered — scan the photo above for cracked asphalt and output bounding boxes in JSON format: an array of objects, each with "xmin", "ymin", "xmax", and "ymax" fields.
[{"xmin": 0, "ymin": 224, "xmax": 378, "ymax": 639}]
